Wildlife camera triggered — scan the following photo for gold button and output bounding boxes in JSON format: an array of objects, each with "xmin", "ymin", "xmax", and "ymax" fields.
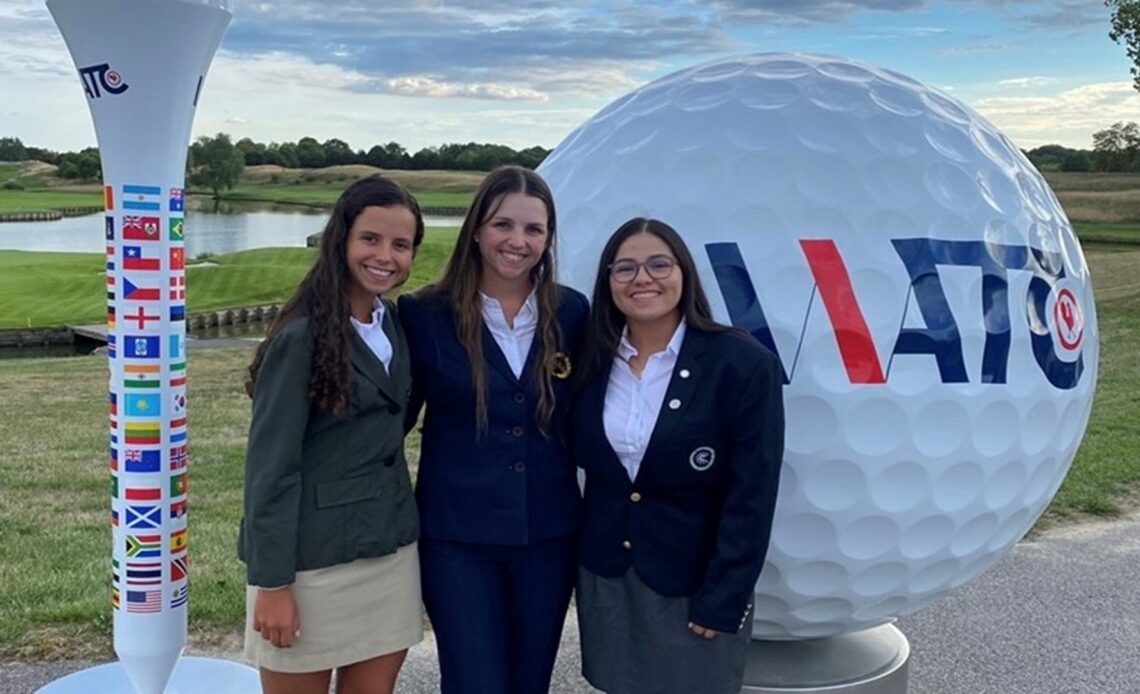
[
  {"xmin": 630, "ymin": 492, "xmax": 642, "ymax": 503},
  {"xmin": 621, "ymin": 540, "xmax": 632, "ymax": 550}
]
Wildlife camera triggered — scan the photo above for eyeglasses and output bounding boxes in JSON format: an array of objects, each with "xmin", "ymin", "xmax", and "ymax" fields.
[{"xmin": 608, "ymin": 255, "xmax": 677, "ymax": 283}]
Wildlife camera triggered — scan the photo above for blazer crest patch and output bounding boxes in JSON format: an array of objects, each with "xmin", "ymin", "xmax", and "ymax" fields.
[{"xmin": 689, "ymin": 446, "xmax": 716, "ymax": 471}]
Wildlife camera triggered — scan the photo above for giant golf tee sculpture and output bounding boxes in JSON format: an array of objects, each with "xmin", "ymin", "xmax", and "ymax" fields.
[
  {"xmin": 42, "ymin": 1, "xmax": 256, "ymax": 692},
  {"xmin": 541, "ymin": 53, "xmax": 1098, "ymax": 691}
]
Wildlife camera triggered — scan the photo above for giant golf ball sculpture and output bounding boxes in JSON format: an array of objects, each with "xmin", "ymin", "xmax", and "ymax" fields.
[{"xmin": 540, "ymin": 53, "xmax": 1098, "ymax": 639}]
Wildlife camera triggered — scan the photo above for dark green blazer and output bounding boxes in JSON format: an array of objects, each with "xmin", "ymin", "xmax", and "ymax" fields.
[{"xmin": 238, "ymin": 306, "xmax": 418, "ymax": 588}]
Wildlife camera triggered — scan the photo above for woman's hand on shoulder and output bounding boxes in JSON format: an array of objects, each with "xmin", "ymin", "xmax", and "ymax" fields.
[{"xmin": 253, "ymin": 586, "xmax": 301, "ymax": 648}]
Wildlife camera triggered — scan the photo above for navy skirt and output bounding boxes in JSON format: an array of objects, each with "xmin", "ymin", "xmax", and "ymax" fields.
[{"xmin": 576, "ymin": 567, "xmax": 752, "ymax": 694}]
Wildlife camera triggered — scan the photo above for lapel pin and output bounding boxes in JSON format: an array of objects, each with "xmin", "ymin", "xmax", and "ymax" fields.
[
  {"xmin": 680, "ymin": 369, "xmax": 690, "ymax": 379},
  {"xmin": 668, "ymin": 398, "xmax": 681, "ymax": 410}
]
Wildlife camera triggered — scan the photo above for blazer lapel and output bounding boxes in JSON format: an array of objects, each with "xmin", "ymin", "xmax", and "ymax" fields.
[
  {"xmin": 350, "ymin": 330, "xmax": 398, "ymax": 407},
  {"xmin": 482, "ymin": 324, "xmax": 521, "ymax": 385},
  {"xmin": 636, "ymin": 329, "xmax": 708, "ymax": 481}
]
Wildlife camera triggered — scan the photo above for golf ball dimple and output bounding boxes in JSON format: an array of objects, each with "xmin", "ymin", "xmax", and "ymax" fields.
[{"xmin": 540, "ymin": 52, "xmax": 1098, "ymax": 639}]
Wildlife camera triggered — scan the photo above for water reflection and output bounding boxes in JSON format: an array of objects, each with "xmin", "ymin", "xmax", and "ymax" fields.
[{"xmin": 0, "ymin": 200, "xmax": 460, "ymax": 256}]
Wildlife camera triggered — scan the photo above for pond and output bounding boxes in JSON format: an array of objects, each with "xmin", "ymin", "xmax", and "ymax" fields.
[{"xmin": 0, "ymin": 200, "xmax": 462, "ymax": 256}]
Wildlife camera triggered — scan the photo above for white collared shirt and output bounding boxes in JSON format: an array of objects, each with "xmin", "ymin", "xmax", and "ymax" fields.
[
  {"xmin": 350, "ymin": 298, "xmax": 394, "ymax": 372},
  {"xmin": 604, "ymin": 320, "xmax": 687, "ymax": 481},
  {"xmin": 481, "ymin": 290, "xmax": 538, "ymax": 379}
]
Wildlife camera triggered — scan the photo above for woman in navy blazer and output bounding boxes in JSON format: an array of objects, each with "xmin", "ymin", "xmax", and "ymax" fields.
[
  {"xmin": 570, "ymin": 218, "xmax": 785, "ymax": 694},
  {"xmin": 398, "ymin": 166, "xmax": 588, "ymax": 694}
]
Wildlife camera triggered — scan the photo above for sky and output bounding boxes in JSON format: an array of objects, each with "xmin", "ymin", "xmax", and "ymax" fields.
[{"xmin": 0, "ymin": 0, "xmax": 1136, "ymax": 155}]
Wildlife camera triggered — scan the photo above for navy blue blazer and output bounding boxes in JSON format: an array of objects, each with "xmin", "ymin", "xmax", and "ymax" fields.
[
  {"xmin": 398, "ymin": 286, "xmax": 589, "ymax": 546},
  {"xmin": 571, "ymin": 327, "xmax": 785, "ymax": 634}
]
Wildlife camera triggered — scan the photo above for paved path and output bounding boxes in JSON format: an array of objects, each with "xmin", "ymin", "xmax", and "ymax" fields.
[{"xmin": 5, "ymin": 513, "xmax": 1140, "ymax": 693}]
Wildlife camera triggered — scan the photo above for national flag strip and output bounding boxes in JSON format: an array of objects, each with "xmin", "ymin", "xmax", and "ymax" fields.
[
  {"xmin": 170, "ymin": 472, "xmax": 188, "ymax": 498},
  {"xmin": 171, "ymin": 388, "xmax": 187, "ymax": 416},
  {"xmin": 170, "ymin": 370, "xmax": 186, "ymax": 388},
  {"xmin": 125, "ymin": 504, "xmax": 161, "ymax": 529},
  {"xmin": 125, "ymin": 448, "xmax": 161, "ymax": 473},
  {"xmin": 111, "ymin": 475, "xmax": 118, "ymax": 498},
  {"xmin": 170, "ymin": 246, "xmax": 185, "ymax": 271},
  {"xmin": 125, "ymin": 534, "xmax": 161, "ymax": 558},
  {"xmin": 127, "ymin": 589, "xmax": 162, "ymax": 613},
  {"xmin": 170, "ymin": 498, "xmax": 187, "ymax": 520},
  {"xmin": 125, "ymin": 393, "xmax": 160, "ymax": 417},
  {"xmin": 169, "ymin": 334, "xmax": 183, "ymax": 361},
  {"xmin": 105, "ymin": 216, "xmax": 114, "ymax": 240},
  {"xmin": 124, "ymin": 335, "xmax": 160, "ymax": 359},
  {"xmin": 106, "ymin": 245, "xmax": 116, "ymax": 273},
  {"xmin": 124, "ymin": 486, "xmax": 160, "ymax": 502},
  {"xmin": 107, "ymin": 334, "xmax": 116, "ymax": 357},
  {"xmin": 125, "ymin": 561, "xmax": 163, "ymax": 586},
  {"xmin": 170, "ymin": 445, "xmax": 188, "ymax": 470},
  {"xmin": 170, "ymin": 304, "xmax": 186, "ymax": 322},
  {"xmin": 104, "ymin": 186, "xmax": 115, "ymax": 211},
  {"xmin": 123, "ymin": 244, "xmax": 161, "ymax": 271},
  {"xmin": 123, "ymin": 277, "xmax": 161, "ymax": 302},
  {"xmin": 169, "ymin": 275, "xmax": 185, "ymax": 301},
  {"xmin": 171, "ymin": 555, "xmax": 188, "ymax": 582},
  {"xmin": 109, "ymin": 446, "xmax": 118, "ymax": 471},
  {"xmin": 171, "ymin": 583, "xmax": 188, "ymax": 609},
  {"xmin": 125, "ymin": 421, "xmax": 161, "ymax": 445},
  {"xmin": 107, "ymin": 306, "xmax": 117, "ymax": 330},
  {"xmin": 170, "ymin": 527, "xmax": 188, "ymax": 554},
  {"xmin": 111, "ymin": 508, "xmax": 120, "ymax": 527},
  {"xmin": 169, "ymin": 217, "xmax": 184, "ymax": 241},
  {"xmin": 112, "ymin": 558, "xmax": 120, "ymax": 586},
  {"xmin": 109, "ymin": 392, "xmax": 118, "ymax": 416},
  {"xmin": 122, "ymin": 185, "xmax": 162, "ymax": 212},
  {"xmin": 124, "ymin": 363, "xmax": 161, "ymax": 389},
  {"xmin": 122, "ymin": 214, "xmax": 161, "ymax": 240},
  {"xmin": 169, "ymin": 188, "xmax": 184, "ymax": 212},
  {"xmin": 124, "ymin": 306, "xmax": 161, "ymax": 330}
]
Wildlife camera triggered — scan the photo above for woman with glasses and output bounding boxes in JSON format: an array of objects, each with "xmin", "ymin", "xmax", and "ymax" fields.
[{"xmin": 570, "ymin": 217, "xmax": 786, "ymax": 694}]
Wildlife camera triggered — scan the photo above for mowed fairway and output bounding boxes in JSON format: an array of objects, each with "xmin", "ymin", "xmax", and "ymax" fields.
[{"xmin": 0, "ymin": 243, "xmax": 1136, "ymax": 658}]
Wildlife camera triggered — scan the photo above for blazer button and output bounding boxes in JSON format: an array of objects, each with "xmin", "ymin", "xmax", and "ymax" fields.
[
  {"xmin": 511, "ymin": 425, "xmax": 524, "ymax": 437},
  {"xmin": 514, "ymin": 392, "xmax": 525, "ymax": 404},
  {"xmin": 621, "ymin": 540, "xmax": 632, "ymax": 550},
  {"xmin": 629, "ymin": 492, "xmax": 642, "ymax": 503},
  {"xmin": 513, "ymin": 460, "xmax": 526, "ymax": 472}
]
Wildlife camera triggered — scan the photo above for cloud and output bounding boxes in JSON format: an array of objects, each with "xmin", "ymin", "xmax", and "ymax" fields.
[
  {"xmin": 365, "ymin": 75, "xmax": 549, "ymax": 101},
  {"xmin": 974, "ymin": 81, "xmax": 1140, "ymax": 149},
  {"xmin": 996, "ymin": 76, "xmax": 1053, "ymax": 88}
]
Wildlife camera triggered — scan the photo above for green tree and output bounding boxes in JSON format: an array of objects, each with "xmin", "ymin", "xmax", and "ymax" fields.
[
  {"xmin": 296, "ymin": 137, "xmax": 326, "ymax": 168},
  {"xmin": 0, "ymin": 136, "xmax": 28, "ymax": 161},
  {"xmin": 1108, "ymin": 0, "xmax": 1140, "ymax": 90},
  {"xmin": 188, "ymin": 132, "xmax": 245, "ymax": 198}
]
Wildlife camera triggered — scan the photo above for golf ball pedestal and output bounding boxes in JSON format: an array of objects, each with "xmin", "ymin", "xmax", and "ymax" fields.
[
  {"xmin": 741, "ymin": 626, "xmax": 909, "ymax": 693},
  {"xmin": 44, "ymin": 0, "xmax": 256, "ymax": 692}
]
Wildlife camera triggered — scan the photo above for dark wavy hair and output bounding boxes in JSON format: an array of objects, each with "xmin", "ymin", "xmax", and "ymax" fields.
[
  {"xmin": 245, "ymin": 175, "xmax": 424, "ymax": 416},
  {"xmin": 420, "ymin": 165, "xmax": 561, "ymax": 435},
  {"xmin": 577, "ymin": 217, "xmax": 727, "ymax": 387}
]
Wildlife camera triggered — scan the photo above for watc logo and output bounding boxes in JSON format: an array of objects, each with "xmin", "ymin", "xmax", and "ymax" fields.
[{"xmin": 79, "ymin": 63, "xmax": 129, "ymax": 99}]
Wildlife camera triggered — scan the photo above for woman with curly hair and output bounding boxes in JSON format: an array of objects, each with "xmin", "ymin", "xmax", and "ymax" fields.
[
  {"xmin": 399, "ymin": 165, "xmax": 589, "ymax": 693},
  {"xmin": 238, "ymin": 175, "xmax": 425, "ymax": 694}
]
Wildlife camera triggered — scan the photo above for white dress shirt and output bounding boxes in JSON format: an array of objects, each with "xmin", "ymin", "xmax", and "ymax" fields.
[
  {"xmin": 480, "ymin": 290, "xmax": 538, "ymax": 379},
  {"xmin": 350, "ymin": 298, "xmax": 394, "ymax": 372},
  {"xmin": 604, "ymin": 320, "xmax": 687, "ymax": 481}
]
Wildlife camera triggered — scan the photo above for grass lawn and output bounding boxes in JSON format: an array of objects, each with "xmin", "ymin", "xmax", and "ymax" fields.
[
  {"xmin": 0, "ymin": 227, "xmax": 459, "ymax": 329},
  {"xmin": 221, "ymin": 184, "xmax": 471, "ymax": 210},
  {"xmin": 0, "ymin": 189, "xmax": 102, "ymax": 213}
]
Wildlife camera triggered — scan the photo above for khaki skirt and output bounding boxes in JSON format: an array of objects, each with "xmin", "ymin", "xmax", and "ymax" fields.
[{"xmin": 244, "ymin": 542, "xmax": 423, "ymax": 673}]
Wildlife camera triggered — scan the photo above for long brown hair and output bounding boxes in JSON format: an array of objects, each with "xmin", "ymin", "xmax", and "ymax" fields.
[
  {"xmin": 246, "ymin": 175, "xmax": 424, "ymax": 416},
  {"xmin": 577, "ymin": 217, "xmax": 727, "ymax": 387},
  {"xmin": 422, "ymin": 165, "xmax": 561, "ymax": 434}
]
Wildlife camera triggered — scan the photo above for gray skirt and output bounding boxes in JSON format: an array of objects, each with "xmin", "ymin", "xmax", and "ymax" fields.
[{"xmin": 577, "ymin": 567, "xmax": 751, "ymax": 694}]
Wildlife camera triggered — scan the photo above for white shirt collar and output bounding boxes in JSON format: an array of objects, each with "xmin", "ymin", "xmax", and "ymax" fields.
[
  {"xmin": 480, "ymin": 289, "xmax": 538, "ymax": 328},
  {"xmin": 350, "ymin": 297, "xmax": 387, "ymax": 330},
  {"xmin": 617, "ymin": 319, "xmax": 686, "ymax": 362}
]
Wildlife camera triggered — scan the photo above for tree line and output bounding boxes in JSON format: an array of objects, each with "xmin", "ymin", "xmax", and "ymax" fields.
[
  {"xmin": 0, "ymin": 135, "xmax": 551, "ymax": 180},
  {"xmin": 5, "ymin": 127, "xmax": 1140, "ymax": 180}
]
